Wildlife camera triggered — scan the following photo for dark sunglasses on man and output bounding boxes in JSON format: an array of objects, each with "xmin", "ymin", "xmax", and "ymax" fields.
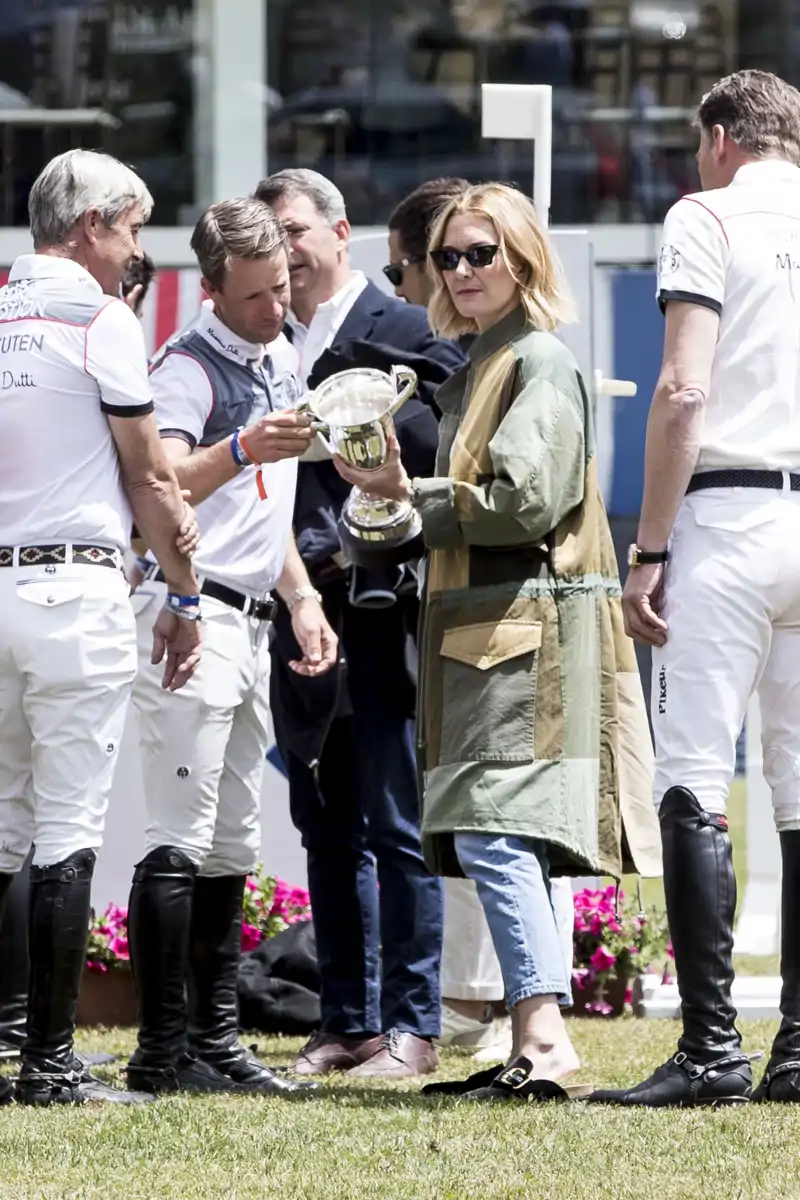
[
  {"xmin": 382, "ymin": 256, "xmax": 425, "ymax": 287},
  {"xmin": 429, "ymin": 244, "xmax": 499, "ymax": 272}
]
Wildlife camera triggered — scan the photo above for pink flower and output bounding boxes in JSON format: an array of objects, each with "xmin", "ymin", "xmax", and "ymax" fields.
[
  {"xmin": 241, "ymin": 923, "xmax": 261, "ymax": 953},
  {"xmin": 590, "ymin": 946, "xmax": 616, "ymax": 974},
  {"xmin": 245, "ymin": 878, "xmax": 259, "ymax": 893},
  {"xmin": 572, "ymin": 968, "xmax": 592, "ymax": 990},
  {"xmin": 666, "ymin": 941, "xmax": 675, "ymax": 960},
  {"xmin": 108, "ymin": 936, "xmax": 129, "ymax": 961},
  {"xmin": 624, "ymin": 987, "xmax": 633, "ymax": 1005},
  {"xmin": 87, "ymin": 960, "xmax": 108, "ymax": 974}
]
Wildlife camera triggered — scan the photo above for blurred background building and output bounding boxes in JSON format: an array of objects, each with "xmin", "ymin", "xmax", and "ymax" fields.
[{"xmin": 0, "ymin": 0, "xmax": 784, "ymax": 514}]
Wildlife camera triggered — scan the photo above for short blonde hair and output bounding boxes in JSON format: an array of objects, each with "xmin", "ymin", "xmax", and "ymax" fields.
[{"xmin": 427, "ymin": 183, "xmax": 575, "ymax": 338}]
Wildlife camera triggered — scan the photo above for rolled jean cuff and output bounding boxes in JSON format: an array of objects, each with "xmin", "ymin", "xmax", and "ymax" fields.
[{"xmin": 508, "ymin": 982, "xmax": 571, "ymax": 1010}]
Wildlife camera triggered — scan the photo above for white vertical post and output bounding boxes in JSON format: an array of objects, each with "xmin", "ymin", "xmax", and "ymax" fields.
[
  {"xmin": 734, "ymin": 698, "xmax": 782, "ymax": 955},
  {"xmin": 193, "ymin": 0, "xmax": 266, "ymax": 213},
  {"xmin": 481, "ymin": 83, "xmax": 553, "ymax": 225}
]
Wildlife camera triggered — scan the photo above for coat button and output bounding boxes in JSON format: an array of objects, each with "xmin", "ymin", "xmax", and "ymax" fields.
[{"xmin": 47, "ymin": 595, "xmax": 55, "ymax": 604}]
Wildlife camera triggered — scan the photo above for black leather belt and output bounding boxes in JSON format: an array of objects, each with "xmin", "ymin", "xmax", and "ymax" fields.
[
  {"xmin": 687, "ymin": 469, "xmax": 800, "ymax": 494},
  {"xmin": 148, "ymin": 567, "xmax": 276, "ymax": 622},
  {"xmin": 0, "ymin": 543, "xmax": 120, "ymax": 569}
]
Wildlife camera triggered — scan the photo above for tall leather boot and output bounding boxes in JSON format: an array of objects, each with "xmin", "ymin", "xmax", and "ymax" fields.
[
  {"xmin": 0, "ymin": 869, "xmax": 15, "ymax": 1106},
  {"xmin": 754, "ymin": 830, "xmax": 800, "ymax": 1102},
  {"xmin": 590, "ymin": 787, "xmax": 753, "ymax": 1107},
  {"xmin": 125, "ymin": 846, "xmax": 231, "ymax": 1094},
  {"xmin": 188, "ymin": 873, "xmax": 313, "ymax": 1096},
  {"xmin": 15, "ymin": 849, "xmax": 150, "ymax": 1105},
  {"xmin": 0, "ymin": 859, "xmax": 27, "ymax": 1055}
]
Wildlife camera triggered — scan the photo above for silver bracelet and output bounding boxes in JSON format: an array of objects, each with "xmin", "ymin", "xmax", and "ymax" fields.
[{"xmin": 286, "ymin": 586, "xmax": 322, "ymax": 611}]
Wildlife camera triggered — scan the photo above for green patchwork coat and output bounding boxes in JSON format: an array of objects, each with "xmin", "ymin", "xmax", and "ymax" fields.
[{"xmin": 413, "ymin": 307, "xmax": 661, "ymax": 881}]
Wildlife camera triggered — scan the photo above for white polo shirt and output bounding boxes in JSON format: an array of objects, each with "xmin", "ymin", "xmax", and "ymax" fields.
[
  {"xmin": 285, "ymin": 270, "xmax": 368, "ymax": 384},
  {"xmin": 657, "ymin": 159, "xmax": 800, "ymax": 472},
  {"xmin": 149, "ymin": 302, "xmax": 300, "ymax": 597},
  {"xmin": 0, "ymin": 254, "xmax": 153, "ymax": 551}
]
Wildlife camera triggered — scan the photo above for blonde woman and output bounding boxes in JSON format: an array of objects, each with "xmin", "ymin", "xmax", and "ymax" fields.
[{"xmin": 334, "ymin": 183, "xmax": 659, "ymax": 1101}]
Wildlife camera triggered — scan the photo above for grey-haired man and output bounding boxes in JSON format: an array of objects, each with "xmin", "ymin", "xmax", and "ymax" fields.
[{"xmin": 0, "ymin": 149, "xmax": 201, "ymax": 1106}]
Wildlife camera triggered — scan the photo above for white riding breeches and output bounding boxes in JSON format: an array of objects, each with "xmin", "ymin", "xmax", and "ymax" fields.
[
  {"xmin": 132, "ymin": 581, "xmax": 271, "ymax": 877},
  {"xmin": 0, "ymin": 563, "xmax": 136, "ymax": 871},
  {"xmin": 652, "ymin": 487, "xmax": 800, "ymax": 831}
]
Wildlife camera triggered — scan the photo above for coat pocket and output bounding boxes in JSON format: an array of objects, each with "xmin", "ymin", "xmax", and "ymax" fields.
[{"xmin": 438, "ymin": 620, "xmax": 541, "ymax": 763}]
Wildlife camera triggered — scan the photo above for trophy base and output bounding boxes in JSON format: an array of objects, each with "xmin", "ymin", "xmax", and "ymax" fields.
[{"xmin": 338, "ymin": 510, "xmax": 425, "ymax": 570}]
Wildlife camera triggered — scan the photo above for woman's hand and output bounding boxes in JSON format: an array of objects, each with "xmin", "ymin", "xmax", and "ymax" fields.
[{"xmin": 332, "ymin": 433, "xmax": 413, "ymax": 503}]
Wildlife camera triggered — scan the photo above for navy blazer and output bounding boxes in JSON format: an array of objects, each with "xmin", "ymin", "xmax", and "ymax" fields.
[{"xmin": 287, "ymin": 280, "xmax": 467, "ymax": 569}]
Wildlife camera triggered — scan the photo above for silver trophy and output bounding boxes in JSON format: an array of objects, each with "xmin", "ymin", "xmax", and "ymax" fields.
[{"xmin": 300, "ymin": 365, "xmax": 422, "ymax": 566}]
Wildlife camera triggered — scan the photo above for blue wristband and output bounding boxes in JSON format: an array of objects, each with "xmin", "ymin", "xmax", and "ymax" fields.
[
  {"xmin": 166, "ymin": 592, "xmax": 201, "ymax": 608},
  {"xmin": 231, "ymin": 428, "xmax": 253, "ymax": 469}
]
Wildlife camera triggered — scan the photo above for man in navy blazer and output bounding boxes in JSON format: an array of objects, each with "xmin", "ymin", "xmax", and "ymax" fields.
[{"xmin": 255, "ymin": 169, "xmax": 466, "ymax": 1079}]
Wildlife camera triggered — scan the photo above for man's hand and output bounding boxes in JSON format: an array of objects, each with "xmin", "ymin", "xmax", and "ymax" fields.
[
  {"xmin": 241, "ymin": 411, "xmax": 316, "ymax": 464},
  {"xmin": 288, "ymin": 598, "xmax": 338, "ymax": 677},
  {"xmin": 332, "ymin": 433, "xmax": 412, "ymax": 502},
  {"xmin": 622, "ymin": 563, "xmax": 668, "ymax": 647},
  {"xmin": 177, "ymin": 489, "xmax": 199, "ymax": 557},
  {"xmin": 151, "ymin": 607, "xmax": 203, "ymax": 691}
]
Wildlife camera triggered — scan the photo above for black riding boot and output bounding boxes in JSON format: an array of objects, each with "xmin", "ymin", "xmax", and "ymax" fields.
[
  {"xmin": 0, "ymin": 858, "xmax": 28, "ymax": 1056},
  {"xmin": 590, "ymin": 787, "xmax": 753, "ymax": 1107},
  {"xmin": 126, "ymin": 846, "xmax": 231, "ymax": 1094},
  {"xmin": 15, "ymin": 850, "xmax": 150, "ymax": 1105},
  {"xmin": 0, "ymin": 869, "xmax": 15, "ymax": 1105},
  {"xmin": 754, "ymin": 830, "xmax": 800, "ymax": 1102},
  {"xmin": 188, "ymin": 874, "xmax": 313, "ymax": 1096}
]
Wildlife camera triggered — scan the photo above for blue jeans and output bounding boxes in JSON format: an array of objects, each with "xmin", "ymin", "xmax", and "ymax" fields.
[{"xmin": 454, "ymin": 833, "xmax": 569, "ymax": 1010}]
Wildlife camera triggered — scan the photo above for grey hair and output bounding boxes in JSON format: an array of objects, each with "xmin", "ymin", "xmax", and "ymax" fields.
[
  {"xmin": 29, "ymin": 149, "xmax": 153, "ymax": 247},
  {"xmin": 191, "ymin": 197, "xmax": 289, "ymax": 288},
  {"xmin": 254, "ymin": 169, "xmax": 347, "ymax": 224}
]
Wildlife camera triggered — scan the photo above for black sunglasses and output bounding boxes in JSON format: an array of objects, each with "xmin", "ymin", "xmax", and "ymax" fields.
[
  {"xmin": 430, "ymin": 244, "xmax": 500, "ymax": 272},
  {"xmin": 382, "ymin": 256, "xmax": 425, "ymax": 287}
]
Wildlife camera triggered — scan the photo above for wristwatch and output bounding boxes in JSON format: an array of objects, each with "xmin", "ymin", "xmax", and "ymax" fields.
[
  {"xmin": 627, "ymin": 544, "xmax": 669, "ymax": 568},
  {"xmin": 286, "ymin": 586, "xmax": 323, "ymax": 611}
]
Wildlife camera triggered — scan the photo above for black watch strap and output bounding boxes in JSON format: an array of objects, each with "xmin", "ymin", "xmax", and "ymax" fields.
[{"xmin": 628, "ymin": 544, "xmax": 669, "ymax": 567}]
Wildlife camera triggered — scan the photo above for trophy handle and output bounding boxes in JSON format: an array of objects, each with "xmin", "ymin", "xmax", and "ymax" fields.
[
  {"xmin": 295, "ymin": 396, "xmax": 332, "ymax": 446},
  {"xmin": 388, "ymin": 366, "xmax": 418, "ymax": 418}
]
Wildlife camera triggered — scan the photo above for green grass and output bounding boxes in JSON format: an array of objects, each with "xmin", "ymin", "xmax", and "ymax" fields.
[{"xmin": 0, "ymin": 1023, "xmax": 798, "ymax": 1200}]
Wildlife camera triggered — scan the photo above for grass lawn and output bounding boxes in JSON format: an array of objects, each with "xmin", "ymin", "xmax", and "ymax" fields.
[
  {"xmin": 2, "ymin": 776, "xmax": 784, "ymax": 1199},
  {"xmin": 0, "ymin": 1021, "xmax": 797, "ymax": 1200}
]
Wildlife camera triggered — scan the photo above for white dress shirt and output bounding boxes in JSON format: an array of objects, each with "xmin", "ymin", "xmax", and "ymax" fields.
[{"xmin": 285, "ymin": 271, "xmax": 368, "ymax": 385}]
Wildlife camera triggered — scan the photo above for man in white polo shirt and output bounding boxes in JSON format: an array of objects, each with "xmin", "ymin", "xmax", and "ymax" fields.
[
  {"xmin": 591, "ymin": 70, "xmax": 800, "ymax": 1109},
  {"xmin": 126, "ymin": 197, "xmax": 338, "ymax": 1097},
  {"xmin": 0, "ymin": 149, "xmax": 201, "ymax": 1106}
]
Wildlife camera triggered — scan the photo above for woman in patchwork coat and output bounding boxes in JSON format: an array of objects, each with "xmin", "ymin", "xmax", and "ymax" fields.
[{"xmin": 333, "ymin": 182, "xmax": 660, "ymax": 1100}]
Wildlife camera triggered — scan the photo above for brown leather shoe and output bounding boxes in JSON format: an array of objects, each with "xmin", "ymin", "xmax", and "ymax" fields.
[
  {"xmin": 290, "ymin": 1032, "xmax": 382, "ymax": 1075},
  {"xmin": 347, "ymin": 1030, "xmax": 439, "ymax": 1079}
]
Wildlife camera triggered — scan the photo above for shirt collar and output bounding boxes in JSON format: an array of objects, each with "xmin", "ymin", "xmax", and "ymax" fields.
[
  {"xmin": 285, "ymin": 271, "xmax": 367, "ymax": 333},
  {"xmin": 8, "ymin": 253, "xmax": 103, "ymax": 293},
  {"xmin": 732, "ymin": 159, "xmax": 800, "ymax": 185},
  {"xmin": 468, "ymin": 305, "xmax": 529, "ymax": 363},
  {"xmin": 197, "ymin": 299, "xmax": 265, "ymax": 366}
]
